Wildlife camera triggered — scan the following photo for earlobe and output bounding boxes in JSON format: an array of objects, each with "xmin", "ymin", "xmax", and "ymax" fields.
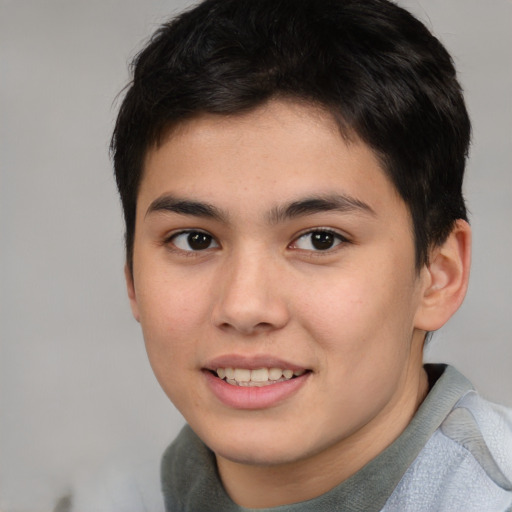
[
  {"xmin": 124, "ymin": 263, "xmax": 140, "ymax": 322},
  {"xmin": 414, "ymin": 220, "xmax": 471, "ymax": 332}
]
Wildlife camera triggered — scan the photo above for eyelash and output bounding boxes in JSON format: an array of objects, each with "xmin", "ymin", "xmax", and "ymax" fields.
[
  {"xmin": 289, "ymin": 228, "xmax": 349, "ymax": 253},
  {"xmin": 164, "ymin": 228, "xmax": 349, "ymax": 255},
  {"xmin": 165, "ymin": 230, "xmax": 219, "ymax": 254}
]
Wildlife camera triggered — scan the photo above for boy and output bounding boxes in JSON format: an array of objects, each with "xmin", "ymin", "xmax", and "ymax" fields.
[{"xmin": 78, "ymin": 0, "xmax": 512, "ymax": 510}]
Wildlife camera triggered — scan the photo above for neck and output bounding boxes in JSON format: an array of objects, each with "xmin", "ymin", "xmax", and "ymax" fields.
[{"xmin": 216, "ymin": 363, "xmax": 429, "ymax": 508}]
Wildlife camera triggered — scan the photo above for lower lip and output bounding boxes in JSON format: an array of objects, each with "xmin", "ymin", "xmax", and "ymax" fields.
[{"xmin": 203, "ymin": 371, "xmax": 310, "ymax": 410}]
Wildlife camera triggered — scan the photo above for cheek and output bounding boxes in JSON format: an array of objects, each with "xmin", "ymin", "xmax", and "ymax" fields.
[
  {"xmin": 296, "ymin": 273, "xmax": 380, "ymax": 333},
  {"xmin": 134, "ymin": 273, "xmax": 211, "ymax": 412},
  {"xmin": 135, "ymin": 270, "xmax": 210, "ymax": 365},
  {"xmin": 295, "ymin": 263, "xmax": 418, "ymax": 359},
  {"xmin": 296, "ymin": 268, "xmax": 420, "ymax": 423}
]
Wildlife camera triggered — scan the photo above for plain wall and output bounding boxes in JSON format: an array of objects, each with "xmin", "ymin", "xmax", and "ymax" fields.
[{"xmin": 1, "ymin": 1, "xmax": 511, "ymax": 510}]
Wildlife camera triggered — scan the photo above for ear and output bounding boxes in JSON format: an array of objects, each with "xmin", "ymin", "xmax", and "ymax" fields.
[
  {"xmin": 414, "ymin": 219, "xmax": 471, "ymax": 332},
  {"xmin": 125, "ymin": 263, "xmax": 140, "ymax": 322}
]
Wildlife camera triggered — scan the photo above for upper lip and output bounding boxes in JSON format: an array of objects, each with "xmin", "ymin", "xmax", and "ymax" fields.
[{"xmin": 204, "ymin": 354, "xmax": 309, "ymax": 372}]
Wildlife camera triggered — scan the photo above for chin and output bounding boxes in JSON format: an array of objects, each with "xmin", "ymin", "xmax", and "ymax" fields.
[
  {"xmin": 199, "ymin": 421, "xmax": 323, "ymax": 467},
  {"xmin": 215, "ymin": 443, "xmax": 303, "ymax": 467}
]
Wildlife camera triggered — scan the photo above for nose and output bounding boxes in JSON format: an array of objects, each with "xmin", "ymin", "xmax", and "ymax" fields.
[{"xmin": 212, "ymin": 249, "xmax": 290, "ymax": 335}]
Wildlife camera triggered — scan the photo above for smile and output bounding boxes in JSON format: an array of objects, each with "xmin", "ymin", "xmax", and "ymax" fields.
[
  {"xmin": 215, "ymin": 367, "xmax": 307, "ymax": 387},
  {"xmin": 203, "ymin": 356, "xmax": 311, "ymax": 408}
]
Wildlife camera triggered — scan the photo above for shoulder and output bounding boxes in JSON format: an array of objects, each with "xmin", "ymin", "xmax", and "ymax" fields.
[
  {"xmin": 444, "ymin": 391, "xmax": 512, "ymax": 487},
  {"xmin": 384, "ymin": 387, "xmax": 512, "ymax": 512}
]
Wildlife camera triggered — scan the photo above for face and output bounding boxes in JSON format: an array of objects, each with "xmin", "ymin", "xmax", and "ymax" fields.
[{"xmin": 128, "ymin": 100, "xmax": 430, "ymax": 474}]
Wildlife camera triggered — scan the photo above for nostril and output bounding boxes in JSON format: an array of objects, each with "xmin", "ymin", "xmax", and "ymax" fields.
[
  {"xmin": 254, "ymin": 322, "xmax": 275, "ymax": 330},
  {"xmin": 217, "ymin": 320, "xmax": 277, "ymax": 335}
]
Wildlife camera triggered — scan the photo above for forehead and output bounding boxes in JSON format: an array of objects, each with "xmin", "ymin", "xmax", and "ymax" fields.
[{"xmin": 139, "ymin": 100, "xmax": 405, "ymax": 221}]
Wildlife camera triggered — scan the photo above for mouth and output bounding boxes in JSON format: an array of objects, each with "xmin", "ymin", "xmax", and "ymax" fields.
[
  {"xmin": 203, "ymin": 359, "xmax": 311, "ymax": 409},
  {"xmin": 209, "ymin": 367, "xmax": 309, "ymax": 387}
]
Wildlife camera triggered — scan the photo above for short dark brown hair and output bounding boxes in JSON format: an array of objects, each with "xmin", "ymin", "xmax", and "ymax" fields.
[{"xmin": 111, "ymin": 0, "xmax": 470, "ymax": 271}]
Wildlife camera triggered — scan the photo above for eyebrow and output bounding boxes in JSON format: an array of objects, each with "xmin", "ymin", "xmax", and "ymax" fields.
[
  {"xmin": 267, "ymin": 194, "xmax": 376, "ymax": 224},
  {"xmin": 146, "ymin": 195, "xmax": 227, "ymax": 222},
  {"xmin": 145, "ymin": 192, "xmax": 375, "ymax": 224}
]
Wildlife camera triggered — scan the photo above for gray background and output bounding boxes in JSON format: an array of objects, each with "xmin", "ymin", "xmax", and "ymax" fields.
[{"xmin": 1, "ymin": 1, "xmax": 511, "ymax": 510}]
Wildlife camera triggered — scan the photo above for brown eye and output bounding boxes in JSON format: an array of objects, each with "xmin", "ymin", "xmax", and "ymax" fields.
[
  {"xmin": 171, "ymin": 231, "xmax": 219, "ymax": 251},
  {"xmin": 293, "ymin": 230, "xmax": 345, "ymax": 251}
]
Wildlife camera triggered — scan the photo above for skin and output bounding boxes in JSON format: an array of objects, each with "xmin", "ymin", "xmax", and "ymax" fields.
[{"xmin": 126, "ymin": 100, "xmax": 471, "ymax": 508}]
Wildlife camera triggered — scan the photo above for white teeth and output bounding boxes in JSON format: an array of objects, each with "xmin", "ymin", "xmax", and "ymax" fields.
[
  {"xmin": 268, "ymin": 367, "xmax": 283, "ymax": 381},
  {"xmin": 215, "ymin": 367, "xmax": 307, "ymax": 386},
  {"xmin": 233, "ymin": 368, "xmax": 251, "ymax": 382},
  {"xmin": 251, "ymin": 368, "xmax": 269, "ymax": 382}
]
